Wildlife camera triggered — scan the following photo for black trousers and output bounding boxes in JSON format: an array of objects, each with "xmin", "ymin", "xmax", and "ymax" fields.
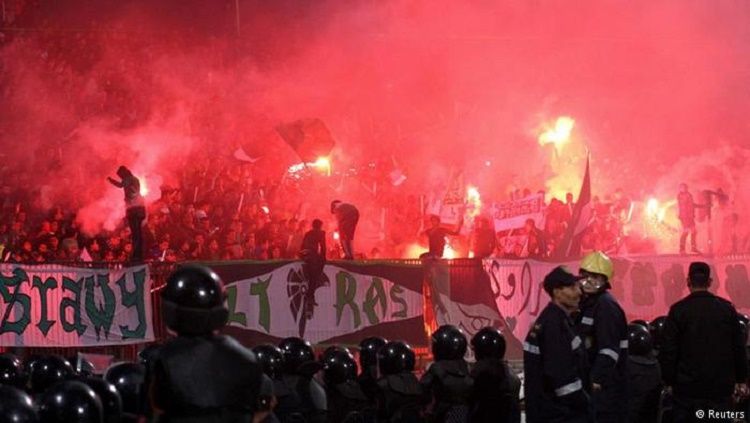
[{"xmin": 126, "ymin": 206, "xmax": 146, "ymax": 262}]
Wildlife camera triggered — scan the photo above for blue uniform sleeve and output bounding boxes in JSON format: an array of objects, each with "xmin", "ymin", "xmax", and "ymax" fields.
[
  {"xmin": 541, "ymin": 319, "xmax": 589, "ymax": 409},
  {"xmin": 590, "ymin": 299, "xmax": 627, "ymax": 386}
]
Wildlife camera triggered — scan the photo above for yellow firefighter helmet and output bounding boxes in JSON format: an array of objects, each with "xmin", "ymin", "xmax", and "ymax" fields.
[{"xmin": 580, "ymin": 251, "xmax": 614, "ymax": 281}]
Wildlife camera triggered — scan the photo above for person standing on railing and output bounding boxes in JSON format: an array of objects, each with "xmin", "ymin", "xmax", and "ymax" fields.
[
  {"xmin": 331, "ymin": 200, "xmax": 359, "ymax": 260},
  {"xmin": 108, "ymin": 166, "xmax": 146, "ymax": 262}
]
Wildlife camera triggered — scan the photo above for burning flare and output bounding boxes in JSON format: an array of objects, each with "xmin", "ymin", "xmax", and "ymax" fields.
[{"xmin": 538, "ymin": 116, "xmax": 575, "ymax": 151}]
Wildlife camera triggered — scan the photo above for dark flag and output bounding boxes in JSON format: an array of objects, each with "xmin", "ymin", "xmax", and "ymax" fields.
[
  {"xmin": 554, "ymin": 155, "xmax": 593, "ymax": 259},
  {"xmin": 275, "ymin": 118, "xmax": 336, "ymax": 163}
]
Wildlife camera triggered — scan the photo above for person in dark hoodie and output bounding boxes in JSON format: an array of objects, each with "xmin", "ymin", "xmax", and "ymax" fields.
[
  {"xmin": 420, "ymin": 325, "xmax": 473, "ymax": 423},
  {"xmin": 626, "ymin": 323, "xmax": 661, "ymax": 423},
  {"xmin": 469, "ymin": 327, "xmax": 521, "ymax": 423},
  {"xmin": 108, "ymin": 166, "xmax": 146, "ymax": 261}
]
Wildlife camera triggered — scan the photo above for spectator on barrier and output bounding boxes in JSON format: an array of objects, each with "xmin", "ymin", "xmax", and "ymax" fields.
[
  {"xmin": 470, "ymin": 216, "xmax": 496, "ymax": 259},
  {"xmin": 331, "ymin": 200, "xmax": 360, "ymax": 260},
  {"xmin": 107, "ymin": 166, "xmax": 146, "ymax": 262},
  {"xmin": 659, "ymin": 262, "xmax": 749, "ymax": 422},
  {"xmin": 421, "ymin": 215, "xmax": 463, "ymax": 259}
]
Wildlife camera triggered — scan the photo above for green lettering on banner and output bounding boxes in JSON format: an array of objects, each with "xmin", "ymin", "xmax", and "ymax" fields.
[
  {"xmin": 60, "ymin": 277, "xmax": 87, "ymax": 336},
  {"xmin": 225, "ymin": 285, "xmax": 247, "ymax": 326},
  {"xmin": 335, "ymin": 271, "xmax": 360, "ymax": 328},
  {"xmin": 250, "ymin": 276, "xmax": 271, "ymax": 333},
  {"xmin": 31, "ymin": 276, "xmax": 57, "ymax": 336},
  {"xmin": 117, "ymin": 269, "xmax": 147, "ymax": 340},
  {"xmin": 389, "ymin": 284, "xmax": 408, "ymax": 318},
  {"xmin": 0, "ymin": 267, "xmax": 31, "ymax": 335},
  {"xmin": 363, "ymin": 277, "xmax": 387, "ymax": 325},
  {"xmin": 84, "ymin": 274, "xmax": 116, "ymax": 341}
]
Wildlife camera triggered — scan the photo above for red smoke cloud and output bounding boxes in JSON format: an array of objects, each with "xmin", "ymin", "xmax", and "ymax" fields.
[{"xmin": 1, "ymin": 0, "xmax": 749, "ymax": 252}]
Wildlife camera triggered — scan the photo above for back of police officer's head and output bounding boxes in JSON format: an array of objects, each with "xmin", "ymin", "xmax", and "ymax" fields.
[
  {"xmin": 687, "ymin": 262, "xmax": 711, "ymax": 291},
  {"xmin": 161, "ymin": 265, "xmax": 228, "ymax": 336}
]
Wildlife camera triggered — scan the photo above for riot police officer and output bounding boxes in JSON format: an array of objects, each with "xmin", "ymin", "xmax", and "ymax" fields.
[
  {"xmin": 38, "ymin": 380, "xmax": 103, "ymax": 423},
  {"xmin": 420, "ymin": 325, "xmax": 473, "ymax": 422},
  {"xmin": 626, "ymin": 324, "xmax": 661, "ymax": 423},
  {"xmin": 469, "ymin": 327, "xmax": 521, "ymax": 423},
  {"xmin": 648, "ymin": 316, "xmax": 667, "ymax": 356},
  {"xmin": 322, "ymin": 349, "xmax": 374, "ymax": 422},
  {"xmin": 0, "ymin": 385, "xmax": 38, "ymax": 423},
  {"xmin": 0, "ymin": 353, "xmax": 26, "ymax": 389},
  {"xmin": 149, "ymin": 264, "xmax": 269, "ymax": 422},
  {"xmin": 375, "ymin": 341, "xmax": 425, "ymax": 422},
  {"xmin": 358, "ymin": 337, "xmax": 387, "ymax": 403},
  {"xmin": 275, "ymin": 337, "xmax": 327, "ymax": 423},
  {"xmin": 524, "ymin": 266, "xmax": 591, "ymax": 423},
  {"xmin": 577, "ymin": 251, "xmax": 628, "ymax": 422}
]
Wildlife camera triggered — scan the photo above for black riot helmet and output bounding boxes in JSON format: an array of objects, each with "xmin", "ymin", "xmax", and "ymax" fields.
[
  {"xmin": 377, "ymin": 341, "xmax": 416, "ymax": 376},
  {"xmin": 322, "ymin": 350, "xmax": 358, "ymax": 387},
  {"xmin": 358, "ymin": 337, "xmax": 387, "ymax": 369},
  {"xmin": 431, "ymin": 325, "xmax": 468, "ymax": 361},
  {"xmin": 278, "ymin": 337, "xmax": 317, "ymax": 375},
  {"xmin": 649, "ymin": 316, "xmax": 667, "ymax": 351},
  {"xmin": 82, "ymin": 377, "xmax": 122, "ymax": 423},
  {"xmin": 628, "ymin": 323, "xmax": 654, "ymax": 357},
  {"xmin": 0, "ymin": 385, "xmax": 38, "ymax": 423},
  {"xmin": 630, "ymin": 319, "xmax": 650, "ymax": 330},
  {"xmin": 29, "ymin": 355, "xmax": 74, "ymax": 395},
  {"xmin": 161, "ymin": 265, "xmax": 228, "ymax": 336},
  {"xmin": 470, "ymin": 327, "xmax": 507, "ymax": 360},
  {"xmin": 252, "ymin": 344, "xmax": 285, "ymax": 380},
  {"xmin": 320, "ymin": 345, "xmax": 350, "ymax": 363},
  {"xmin": 739, "ymin": 319, "xmax": 749, "ymax": 346},
  {"xmin": 104, "ymin": 363, "xmax": 145, "ymax": 419},
  {"xmin": 38, "ymin": 380, "xmax": 103, "ymax": 423},
  {"xmin": 0, "ymin": 353, "xmax": 26, "ymax": 389}
]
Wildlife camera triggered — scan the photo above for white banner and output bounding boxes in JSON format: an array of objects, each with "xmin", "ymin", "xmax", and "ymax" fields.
[
  {"xmin": 492, "ymin": 194, "xmax": 545, "ymax": 232},
  {"xmin": 0, "ymin": 264, "xmax": 153, "ymax": 347},
  {"xmin": 224, "ymin": 263, "xmax": 424, "ymax": 343}
]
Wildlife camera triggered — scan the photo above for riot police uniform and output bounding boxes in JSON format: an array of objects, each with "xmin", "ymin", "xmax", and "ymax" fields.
[
  {"xmin": 577, "ymin": 251, "xmax": 629, "ymax": 423},
  {"xmin": 150, "ymin": 265, "xmax": 266, "ymax": 423},
  {"xmin": 626, "ymin": 324, "xmax": 661, "ymax": 423},
  {"xmin": 274, "ymin": 337, "xmax": 327, "ymax": 423},
  {"xmin": 420, "ymin": 325, "xmax": 473, "ymax": 423},
  {"xmin": 375, "ymin": 341, "xmax": 425, "ymax": 423},
  {"xmin": 469, "ymin": 327, "xmax": 521, "ymax": 423},
  {"xmin": 357, "ymin": 337, "xmax": 387, "ymax": 404},
  {"xmin": 322, "ymin": 349, "xmax": 375, "ymax": 423},
  {"xmin": 523, "ymin": 267, "xmax": 591, "ymax": 423}
]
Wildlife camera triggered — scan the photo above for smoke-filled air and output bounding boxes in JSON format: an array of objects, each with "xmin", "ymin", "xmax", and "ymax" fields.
[{"xmin": 1, "ymin": 0, "xmax": 749, "ymax": 261}]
